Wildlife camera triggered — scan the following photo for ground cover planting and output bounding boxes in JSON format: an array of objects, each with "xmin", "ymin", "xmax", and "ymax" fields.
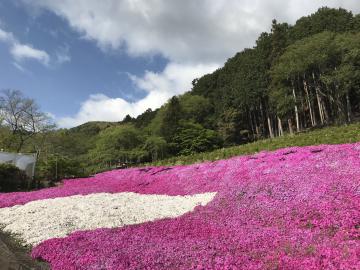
[
  {"xmin": 0, "ymin": 143, "xmax": 359, "ymax": 269},
  {"xmin": 0, "ymin": 192, "xmax": 216, "ymax": 246}
]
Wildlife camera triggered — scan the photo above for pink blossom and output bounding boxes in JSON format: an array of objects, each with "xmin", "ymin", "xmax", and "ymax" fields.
[{"xmin": 1, "ymin": 143, "xmax": 360, "ymax": 269}]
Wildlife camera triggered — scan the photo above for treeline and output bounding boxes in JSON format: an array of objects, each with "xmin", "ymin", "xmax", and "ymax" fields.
[
  {"xmin": 87, "ymin": 7, "xmax": 360, "ymax": 171},
  {"xmin": 1, "ymin": 7, "xmax": 360, "ymax": 183},
  {"xmin": 191, "ymin": 7, "xmax": 360, "ymax": 143}
]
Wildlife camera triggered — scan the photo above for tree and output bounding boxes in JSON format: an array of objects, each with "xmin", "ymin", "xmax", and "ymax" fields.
[
  {"xmin": 290, "ymin": 7, "xmax": 355, "ymax": 41},
  {"xmin": 270, "ymin": 19, "xmax": 290, "ymax": 64},
  {"xmin": 173, "ymin": 121, "xmax": 222, "ymax": 156},
  {"xmin": 134, "ymin": 108, "xmax": 157, "ymax": 129},
  {"xmin": 122, "ymin": 114, "xmax": 134, "ymax": 123},
  {"xmin": 179, "ymin": 94, "xmax": 212, "ymax": 125},
  {"xmin": 218, "ymin": 109, "xmax": 243, "ymax": 146},
  {"xmin": 354, "ymin": 14, "xmax": 360, "ymax": 30},
  {"xmin": 271, "ymin": 31, "xmax": 360, "ymax": 128},
  {"xmin": 0, "ymin": 163, "xmax": 28, "ymax": 192},
  {"xmin": 160, "ymin": 96, "xmax": 183, "ymax": 142},
  {"xmin": 90, "ymin": 124, "xmax": 145, "ymax": 165},
  {"xmin": 143, "ymin": 136, "xmax": 167, "ymax": 161},
  {"xmin": 321, "ymin": 32, "xmax": 360, "ymax": 122},
  {"xmin": 0, "ymin": 90, "xmax": 54, "ymax": 152},
  {"xmin": 36, "ymin": 154, "xmax": 84, "ymax": 183}
]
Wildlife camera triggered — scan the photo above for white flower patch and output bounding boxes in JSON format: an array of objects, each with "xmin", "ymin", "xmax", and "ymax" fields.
[{"xmin": 0, "ymin": 192, "xmax": 216, "ymax": 246}]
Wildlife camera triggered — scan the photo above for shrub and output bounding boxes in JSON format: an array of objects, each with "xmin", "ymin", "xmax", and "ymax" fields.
[{"xmin": 0, "ymin": 163, "xmax": 28, "ymax": 192}]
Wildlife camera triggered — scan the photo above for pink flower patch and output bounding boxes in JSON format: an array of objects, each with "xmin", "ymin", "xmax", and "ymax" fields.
[{"xmin": 1, "ymin": 143, "xmax": 360, "ymax": 269}]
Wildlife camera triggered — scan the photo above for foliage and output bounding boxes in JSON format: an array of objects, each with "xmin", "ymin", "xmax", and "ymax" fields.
[
  {"xmin": 173, "ymin": 121, "xmax": 222, "ymax": 155},
  {"xmin": 160, "ymin": 96, "xmax": 183, "ymax": 143},
  {"xmin": 142, "ymin": 136, "xmax": 167, "ymax": 162},
  {"xmin": 217, "ymin": 108, "xmax": 243, "ymax": 145},
  {"xmin": 178, "ymin": 94, "xmax": 212, "ymax": 125},
  {"xmin": 89, "ymin": 124, "xmax": 147, "ymax": 168},
  {"xmin": 0, "ymin": 163, "xmax": 28, "ymax": 192},
  {"xmin": 36, "ymin": 155, "xmax": 85, "ymax": 183},
  {"xmin": 134, "ymin": 108, "xmax": 158, "ymax": 129}
]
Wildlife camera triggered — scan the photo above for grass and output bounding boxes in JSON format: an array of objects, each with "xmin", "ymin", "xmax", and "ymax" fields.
[{"xmin": 148, "ymin": 123, "xmax": 360, "ymax": 166}]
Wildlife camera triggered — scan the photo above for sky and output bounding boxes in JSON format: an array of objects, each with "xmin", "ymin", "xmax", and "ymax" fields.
[{"xmin": 0, "ymin": 1, "xmax": 359, "ymax": 128}]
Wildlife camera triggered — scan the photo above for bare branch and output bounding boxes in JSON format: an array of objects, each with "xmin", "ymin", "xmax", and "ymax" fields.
[{"xmin": 0, "ymin": 89, "xmax": 55, "ymax": 152}]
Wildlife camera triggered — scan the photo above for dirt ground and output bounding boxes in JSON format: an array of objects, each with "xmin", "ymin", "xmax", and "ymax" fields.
[{"xmin": 0, "ymin": 232, "xmax": 49, "ymax": 270}]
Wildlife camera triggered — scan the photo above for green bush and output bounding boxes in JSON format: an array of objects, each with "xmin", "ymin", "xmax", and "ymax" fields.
[{"xmin": 0, "ymin": 163, "xmax": 28, "ymax": 192}]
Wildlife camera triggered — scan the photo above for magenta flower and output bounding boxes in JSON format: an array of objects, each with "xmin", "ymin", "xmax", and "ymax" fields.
[{"xmin": 1, "ymin": 143, "xmax": 359, "ymax": 269}]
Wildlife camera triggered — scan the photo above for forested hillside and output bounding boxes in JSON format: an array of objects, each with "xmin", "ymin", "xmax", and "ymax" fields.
[
  {"xmin": 1, "ymin": 7, "xmax": 360, "ymax": 184},
  {"xmin": 190, "ymin": 7, "xmax": 360, "ymax": 142}
]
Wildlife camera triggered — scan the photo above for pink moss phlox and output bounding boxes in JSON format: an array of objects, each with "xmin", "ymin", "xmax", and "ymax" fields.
[{"xmin": 2, "ymin": 143, "xmax": 360, "ymax": 269}]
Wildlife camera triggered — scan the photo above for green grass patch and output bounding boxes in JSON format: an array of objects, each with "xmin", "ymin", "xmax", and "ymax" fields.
[{"xmin": 147, "ymin": 123, "xmax": 360, "ymax": 166}]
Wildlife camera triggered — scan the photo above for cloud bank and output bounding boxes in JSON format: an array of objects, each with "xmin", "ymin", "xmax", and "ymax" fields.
[
  {"xmin": 0, "ymin": 27, "xmax": 50, "ymax": 66},
  {"xmin": 22, "ymin": 0, "xmax": 360, "ymax": 127},
  {"xmin": 11, "ymin": 43, "xmax": 50, "ymax": 65},
  {"xmin": 58, "ymin": 63, "xmax": 218, "ymax": 127}
]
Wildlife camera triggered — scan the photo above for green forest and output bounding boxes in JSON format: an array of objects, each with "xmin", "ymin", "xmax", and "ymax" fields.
[{"xmin": 1, "ymin": 7, "xmax": 360, "ymax": 185}]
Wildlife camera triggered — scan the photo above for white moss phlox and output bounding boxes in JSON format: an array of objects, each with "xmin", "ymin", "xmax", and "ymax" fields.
[{"xmin": 0, "ymin": 192, "xmax": 216, "ymax": 246}]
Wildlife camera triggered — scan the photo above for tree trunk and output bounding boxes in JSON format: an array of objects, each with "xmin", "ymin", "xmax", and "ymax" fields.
[
  {"xmin": 259, "ymin": 102, "xmax": 265, "ymax": 136},
  {"xmin": 291, "ymin": 80, "xmax": 300, "ymax": 132},
  {"xmin": 315, "ymin": 87, "xmax": 325, "ymax": 125},
  {"xmin": 298, "ymin": 78, "xmax": 306, "ymax": 129},
  {"xmin": 248, "ymin": 110, "xmax": 256, "ymax": 140},
  {"xmin": 327, "ymin": 90, "xmax": 338, "ymax": 122},
  {"xmin": 273, "ymin": 115, "xmax": 278, "ymax": 138},
  {"xmin": 267, "ymin": 114, "xmax": 274, "ymax": 139},
  {"xmin": 17, "ymin": 137, "xmax": 24, "ymax": 153},
  {"xmin": 255, "ymin": 125, "xmax": 260, "ymax": 138},
  {"xmin": 332, "ymin": 67, "xmax": 345, "ymax": 123},
  {"xmin": 346, "ymin": 92, "xmax": 351, "ymax": 123},
  {"xmin": 312, "ymin": 72, "xmax": 324, "ymax": 125},
  {"xmin": 253, "ymin": 111, "xmax": 260, "ymax": 139},
  {"xmin": 337, "ymin": 98, "xmax": 344, "ymax": 123},
  {"xmin": 288, "ymin": 119, "xmax": 294, "ymax": 135},
  {"xmin": 303, "ymin": 79, "xmax": 316, "ymax": 127},
  {"xmin": 322, "ymin": 101, "xmax": 329, "ymax": 123},
  {"xmin": 277, "ymin": 117, "xmax": 283, "ymax": 136}
]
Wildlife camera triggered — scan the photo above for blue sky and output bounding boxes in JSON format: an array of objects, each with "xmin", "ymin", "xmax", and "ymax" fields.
[
  {"xmin": 0, "ymin": 1, "xmax": 167, "ymax": 122},
  {"xmin": 0, "ymin": 0, "xmax": 359, "ymax": 127}
]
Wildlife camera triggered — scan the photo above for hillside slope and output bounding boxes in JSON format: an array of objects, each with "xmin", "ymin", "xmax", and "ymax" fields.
[{"xmin": 1, "ymin": 142, "xmax": 359, "ymax": 269}]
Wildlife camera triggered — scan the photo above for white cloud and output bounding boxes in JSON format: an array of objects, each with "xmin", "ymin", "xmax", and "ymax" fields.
[
  {"xmin": 0, "ymin": 27, "xmax": 50, "ymax": 66},
  {"xmin": 11, "ymin": 43, "xmax": 50, "ymax": 65},
  {"xmin": 12, "ymin": 62, "xmax": 27, "ymax": 72},
  {"xmin": 55, "ymin": 45, "xmax": 71, "ymax": 64},
  {"xmin": 0, "ymin": 28, "xmax": 15, "ymax": 43},
  {"xmin": 58, "ymin": 63, "xmax": 218, "ymax": 127},
  {"xmin": 23, "ymin": 0, "xmax": 360, "ymax": 127},
  {"xmin": 131, "ymin": 62, "xmax": 219, "ymax": 95},
  {"xmin": 22, "ymin": 0, "xmax": 360, "ymax": 64}
]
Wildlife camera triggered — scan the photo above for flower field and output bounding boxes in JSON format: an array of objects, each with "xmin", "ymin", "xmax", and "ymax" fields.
[{"xmin": 1, "ymin": 143, "xmax": 360, "ymax": 269}]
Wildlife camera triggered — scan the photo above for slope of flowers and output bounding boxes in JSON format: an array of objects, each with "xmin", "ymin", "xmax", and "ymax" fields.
[
  {"xmin": 0, "ymin": 162, "xmax": 222, "ymax": 208},
  {"xmin": 0, "ymin": 192, "xmax": 216, "ymax": 246},
  {"xmin": 1, "ymin": 143, "xmax": 360, "ymax": 269}
]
